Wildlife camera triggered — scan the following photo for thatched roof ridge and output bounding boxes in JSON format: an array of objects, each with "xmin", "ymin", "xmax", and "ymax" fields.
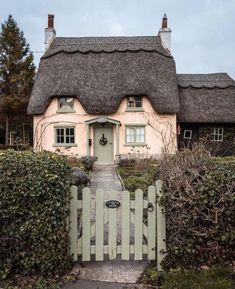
[
  {"xmin": 177, "ymin": 73, "xmax": 235, "ymax": 88},
  {"xmin": 42, "ymin": 36, "xmax": 172, "ymax": 58},
  {"xmin": 28, "ymin": 36, "xmax": 180, "ymax": 115}
]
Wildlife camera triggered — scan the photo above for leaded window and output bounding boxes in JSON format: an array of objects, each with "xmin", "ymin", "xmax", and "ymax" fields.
[
  {"xmin": 211, "ymin": 128, "xmax": 223, "ymax": 142},
  {"xmin": 126, "ymin": 126, "xmax": 145, "ymax": 144},
  {"xmin": 55, "ymin": 127, "xmax": 75, "ymax": 145}
]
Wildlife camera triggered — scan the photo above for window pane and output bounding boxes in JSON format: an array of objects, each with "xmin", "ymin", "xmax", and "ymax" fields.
[
  {"xmin": 184, "ymin": 130, "xmax": 192, "ymax": 139},
  {"xmin": 127, "ymin": 97, "xmax": 135, "ymax": 107},
  {"xmin": 134, "ymin": 96, "xmax": 142, "ymax": 107},
  {"xmin": 66, "ymin": 97, "xmax": 74, "ymax": 109},
  {"xmin": 59, "ymin": 97, "xmax": 66, "ymax": 109},
  {"xmin": 136, "ymin": 127, "xmax": 145, "ymax": 143},
  {"xmin": 126, "ymin": 128, "xmax": 135, "ymax": 143},
  {"xmin": 69, "ymin": 128, "xmax": 74, "ymax": 136}
]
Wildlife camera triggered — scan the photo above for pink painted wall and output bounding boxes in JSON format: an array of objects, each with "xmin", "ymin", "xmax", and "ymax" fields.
[{"xmin": 33, "ymin": 96, "xmax": 177, "ymax": 159}]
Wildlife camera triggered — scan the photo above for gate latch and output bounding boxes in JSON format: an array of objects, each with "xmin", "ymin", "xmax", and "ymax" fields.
[{"xmin": 147, "ymin": 202, "xmax": 154, "ymax": 212}]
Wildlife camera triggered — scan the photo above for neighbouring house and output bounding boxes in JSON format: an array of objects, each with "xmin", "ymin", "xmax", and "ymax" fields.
[
  {"xmin": 27, "ymin": 14, "xmax": 235, "ymax": 162},
  {"xmin": 178, "ymin": 74, "xmax": 235, "ymax": 156}
]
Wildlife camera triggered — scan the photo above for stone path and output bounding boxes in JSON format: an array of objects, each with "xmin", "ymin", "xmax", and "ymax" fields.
[
  {"xmin": 90, "ymin": 164, "xmax": 135, "ymax": 245},
  {"xmin": 90, "ymin": 164, "xmax": 123, "ymax": 199}
]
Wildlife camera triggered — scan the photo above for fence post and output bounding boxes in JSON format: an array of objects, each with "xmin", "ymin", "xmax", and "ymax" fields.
[
  {"xmin": 156, "ymin": 180, "xmax": 166, "ymax": 271},
  {"xmin": 69, "ymin": 185, "xmax": 78, "ymax": 261}
]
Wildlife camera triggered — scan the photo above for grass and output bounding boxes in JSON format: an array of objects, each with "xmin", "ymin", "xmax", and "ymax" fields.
[{"xmin": 139, "ymin": 264, "xmax": 235, "ymax": 289}]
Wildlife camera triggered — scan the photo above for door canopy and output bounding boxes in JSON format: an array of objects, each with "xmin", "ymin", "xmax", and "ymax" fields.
[{"xmin": 85, "ymin": 117, "xmax": 120, "ymax": 126}]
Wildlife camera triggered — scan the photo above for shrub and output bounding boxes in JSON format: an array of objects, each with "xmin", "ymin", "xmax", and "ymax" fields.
[
  {"xmin": 118, "ymin": 158, "xmax": 137, "ymax": 167},
  {"xmin": 158, "ymin": 145, "xmax": 235, "ymax": 269},
  {"xmin": 0, "ymin": 150, "xmax": 72, "ymax": 280},
  {"xmin": 123, "ymin": 175, "xmax": 147, "ymax": 192},
  {"xmin": 78, "ymin": 156, "xmax": 97, "ymax": 171},
  {"xmin": 71, "ymin": 167, "xmax": 89, "ymax": 186}
]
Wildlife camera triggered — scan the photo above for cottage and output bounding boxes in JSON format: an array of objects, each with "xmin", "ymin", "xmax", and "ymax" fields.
[{"xmin": 27, "ymin": 15, "xmax": 235, "ymax": 161}]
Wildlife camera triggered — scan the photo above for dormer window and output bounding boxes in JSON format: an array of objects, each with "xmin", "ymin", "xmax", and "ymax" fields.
[
  {"xmin": 126, "ymin": 96, "xmax": 144, "ymax": 112},
  {"xmin": 57, "ymin": 97, "xmax": 75, "ymax": 113}
]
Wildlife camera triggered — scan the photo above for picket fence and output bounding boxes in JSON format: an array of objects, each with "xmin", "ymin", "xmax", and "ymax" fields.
[{"xmin": 69, "ymin": 180, "xmax": 166, "ymax": 270}]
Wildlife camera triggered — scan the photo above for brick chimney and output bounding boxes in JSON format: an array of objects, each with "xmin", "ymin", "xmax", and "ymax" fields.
[
  {"xmin": 45, "ymin": 14, "xmax": 56, "ymax": 51},
  {"xmin": 158, "ymin": 14, "xmax": 171, "ymax": 53}
]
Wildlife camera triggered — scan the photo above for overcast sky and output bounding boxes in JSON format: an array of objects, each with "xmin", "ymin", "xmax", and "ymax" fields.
[{"xmin": 1, "ymin": 0, "xmax": 235, "ymax": 78}]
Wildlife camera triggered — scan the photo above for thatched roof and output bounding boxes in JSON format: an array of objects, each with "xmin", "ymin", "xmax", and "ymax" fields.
[
  {"xmin": 27, "ymin": 36, "xmax": 180, "ymax": 115},
  {"xmin": 178, "ymin": 73, "xmax": 235, "ymax": 123}
]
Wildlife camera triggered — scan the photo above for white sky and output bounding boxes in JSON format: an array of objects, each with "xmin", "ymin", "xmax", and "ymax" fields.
[{"xmin": 1, "ymin": 0, "xmax": 235, "ymax": 78}]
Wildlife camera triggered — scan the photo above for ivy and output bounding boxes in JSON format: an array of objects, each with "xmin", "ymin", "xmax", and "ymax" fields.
[{"xmin": 0, "ymin": 150, "xmax": 72, "ymax": 280}]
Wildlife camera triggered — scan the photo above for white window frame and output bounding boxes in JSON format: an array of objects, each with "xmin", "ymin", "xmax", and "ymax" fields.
[
  {"xmin": 125, "ymin": 125, "xmax": 146, "ymax": 145},
  {"xmin": 57, "ymin": 97, "xmax": 75, "ymax": 112},
  {"xmin": 127, "ymin": 96, "xmax": 142, "ymax": 108},
  {"xmin": 183, "ymin": 129, "xmax": 192, "ymax": 139},
  {"xmin": 211, "ymin": 128, "xmax": 224, "ymax": 142},
  {"xmin": 54, "ymin": 126, "xmax": 76, "ymax": 146}
]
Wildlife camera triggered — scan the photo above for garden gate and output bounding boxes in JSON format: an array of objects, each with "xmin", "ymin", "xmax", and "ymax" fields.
[{"xmin": 69, "ymin": 180, "xmax": 166, "ymax": 269}]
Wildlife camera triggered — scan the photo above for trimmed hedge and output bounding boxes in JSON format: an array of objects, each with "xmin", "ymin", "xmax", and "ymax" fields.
[
  {"xmin": 0, "ymin": 150, "xmax": 72, "ymax": 279},
  {"xmin": 159, "ymin": 146, "xmax": 235, "ymax": 269}
]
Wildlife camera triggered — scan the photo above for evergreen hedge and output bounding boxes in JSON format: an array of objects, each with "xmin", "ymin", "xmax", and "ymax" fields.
[
  {"xmin": 0, "ymin": 150, "xmax": 72, "ymax": 279},
  {"xmin": 159, "ymin": 146, "xmax": 235, "ymax": 269}
]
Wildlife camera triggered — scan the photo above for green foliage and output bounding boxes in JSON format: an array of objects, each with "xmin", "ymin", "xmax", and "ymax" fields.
[
  {"xmin": 2, "ymin": 276, "xmax": 61, "ymax": 289},
  {"xmin": 161, "ymin": 267, "xmax": 235, "ymax": 289},
  {"xmin": 117, "ymin": 159, "xmax": 158, "ymax": 195},
  {"xmin": 0, "ymin": 15, "xmax": 35, "ymax": 114},
  {"xmin": 0, "ymin": 15, "xmax": 35, "ymax": 145},
  {"xmin": 158, "ymin": 146, "xmax": 235, "ymax": 269},
  {"xmin": 0, "ymin": 150, "xmax": 72, "ymax": 280}
]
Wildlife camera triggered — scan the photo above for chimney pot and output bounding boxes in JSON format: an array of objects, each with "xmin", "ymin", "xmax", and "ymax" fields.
[
  {"xmin": 48, "ymin": 14, "xmax": 54, "ymax": 28},
  {"xmin": 162, "ymin": 13, "xmax": 168, "ymax": 29}
]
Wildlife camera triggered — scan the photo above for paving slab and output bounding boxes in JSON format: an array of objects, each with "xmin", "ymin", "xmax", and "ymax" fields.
[
  {"xmin": 71, "ymin": 261, "xmax": 148, "ymax": 283},
  {"xmin": 62, "ymin": 279, "xmax": 157, "ymax": 289}
]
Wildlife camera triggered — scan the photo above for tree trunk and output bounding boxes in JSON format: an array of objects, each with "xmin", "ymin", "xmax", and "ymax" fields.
[{"xmin": 5, "ymin": 114, "xmax": 9, "ymax": 145}]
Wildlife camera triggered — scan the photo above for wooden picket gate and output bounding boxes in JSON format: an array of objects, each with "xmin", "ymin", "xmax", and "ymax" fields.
[{"xmin": 69, "ymin": 180, "xmax": 166, "ymax": 269}]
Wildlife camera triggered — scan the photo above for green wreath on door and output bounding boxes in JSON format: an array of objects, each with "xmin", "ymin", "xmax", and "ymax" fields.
[{"xmin": 99, "ymin": 134, "xmax": 108, "ymax": 146}]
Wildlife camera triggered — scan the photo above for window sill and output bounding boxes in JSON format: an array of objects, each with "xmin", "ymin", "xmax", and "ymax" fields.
[
  {"xmin": 53, "ymin": 144, "xmax": 77, "ymax": 147},
  {"xmin": 56, "ymin": 109, "xmax": 76, "ymax": 113},
  {"xmin": 125, "ymin": 108, "xmax": 144, "ymax": 112},
  {"xmin": 124, "ymin": 143, "xmax": 147, "ymax": 147}
]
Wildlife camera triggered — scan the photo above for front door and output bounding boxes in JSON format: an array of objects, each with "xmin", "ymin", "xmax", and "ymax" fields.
[{"xmin": 94, "ymin": 127, "xmax": 113, "ymax": 164}]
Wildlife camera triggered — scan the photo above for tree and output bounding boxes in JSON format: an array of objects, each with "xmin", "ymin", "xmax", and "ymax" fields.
[{"xmin": 0, "ymin": 15, "xmax": 35, "ymax": 144}]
